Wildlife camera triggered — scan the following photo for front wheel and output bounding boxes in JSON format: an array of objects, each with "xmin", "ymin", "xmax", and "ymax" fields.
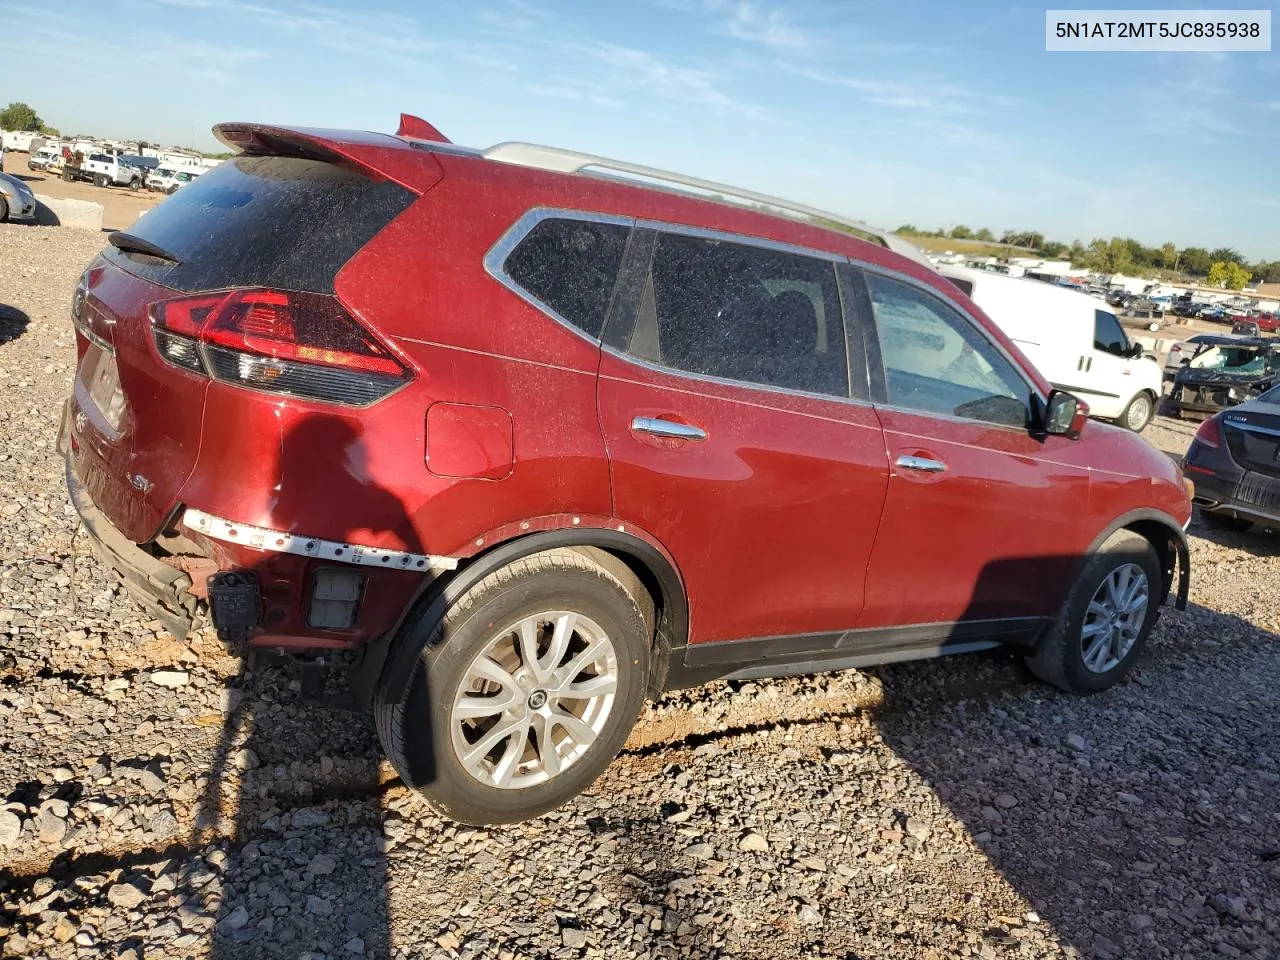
[
  {"xmin": 1026, "ymin": 531, "xmax": 1161, "ymax": 694},
  {"xmin": 374, "ymin": 548, "xmax": 652, "ymax": 825},
  {"xmin": 1120, "ymin": 392, "xmax": 1154, "ymax": 432}
]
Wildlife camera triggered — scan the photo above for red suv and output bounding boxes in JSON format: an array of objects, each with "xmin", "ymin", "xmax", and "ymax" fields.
[{"xmin": 60, "ymin": 116, "xmax": 1192, "ymax": 824}]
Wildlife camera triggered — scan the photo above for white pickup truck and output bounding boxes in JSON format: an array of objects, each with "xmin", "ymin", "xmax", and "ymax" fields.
[{"xmin": 81, "ymin": 153, "xmax": 143, "ymax": 191}]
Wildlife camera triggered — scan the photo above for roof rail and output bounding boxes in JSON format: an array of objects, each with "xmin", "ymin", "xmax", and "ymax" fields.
[{"xmin": 482, "ymin": 141, "xmax": 932, "ymax": 269}]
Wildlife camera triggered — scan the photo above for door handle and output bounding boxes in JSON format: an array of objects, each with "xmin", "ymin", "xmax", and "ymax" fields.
[
  {"xmin": 631, "ymin": 416, "xmax": 707, "ymax": 441},
  {"xmin": 895, "ymin": 454, "xmax": 947, "ymax": 474}
]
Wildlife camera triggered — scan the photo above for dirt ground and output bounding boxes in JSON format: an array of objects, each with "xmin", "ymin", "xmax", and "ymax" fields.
[{"xmin": 3, "ymin": 152, "xmax": 163, "ymax": 232}]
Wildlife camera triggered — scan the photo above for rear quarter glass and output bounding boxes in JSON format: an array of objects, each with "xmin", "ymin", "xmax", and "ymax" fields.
[{"xmin": 102, "ymin": 156, "xmax": 415, "ymax": 294}]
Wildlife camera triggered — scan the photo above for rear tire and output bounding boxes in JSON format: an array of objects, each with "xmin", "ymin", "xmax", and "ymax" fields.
[
  {"xmin": 1026, "ymin": 531, "xmax": 1161, "ymax": 695},
  {"xmin": 374, "ymin": 548, "xmax": 652, "ymax": 825},
  {"xmin": 94, "ymin": 174, "xmax": 108, "ymax": 188},
  {"xmin": 1202, "ymin": 511, "xmax": 1253, "ymax": 533},
  {"xmin": 1120, "ymin": 392, "xmax": 1154, "ymax": 432},
  {"xmin": 0, "ymin": 197, "xmax": 8, "ymax": 223}
]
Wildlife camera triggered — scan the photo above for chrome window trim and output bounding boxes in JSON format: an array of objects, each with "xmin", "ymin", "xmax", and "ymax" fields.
[
  {"xmin": 483, "ymin": 207, "xmax": 637, "ymax": 347},
  {"xmin": 854, "ymin": 260, "xmax": 1048, "ymax": 410},
  {"xmin": 634, "ymin": 217, "xmax": 845, "ymax": 263},
  {"xmin": 601, "ymin": 345, "xmax": 867, "ymax": 411}
]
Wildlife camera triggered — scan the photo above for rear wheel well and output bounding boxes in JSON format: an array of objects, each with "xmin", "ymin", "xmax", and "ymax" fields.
[{"xmin": 357, "ymin": 530, "xmax": 687, "ymax": 710}]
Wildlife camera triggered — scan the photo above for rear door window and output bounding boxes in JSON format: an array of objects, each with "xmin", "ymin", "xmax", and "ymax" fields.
[
  {"xmin": 500, "ymin": 217, "xmax": 630, "ymax": 339},
  {"xmin": 102, "ymin": 155, "xmax": 415, "ymax": 293},
  {"xmin": 624, "ymin": 231, "xmax": 848, "ymax": 398}
]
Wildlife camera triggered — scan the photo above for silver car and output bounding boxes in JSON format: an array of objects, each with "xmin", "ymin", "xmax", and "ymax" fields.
[{"xmin": 0, "ymin": 172, "xmax": 37, "ymax": 222}]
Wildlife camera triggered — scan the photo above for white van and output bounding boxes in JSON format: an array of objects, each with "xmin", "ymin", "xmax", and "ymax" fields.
[
  {"xmin": 147, "ymin": 165, "xmax": 205, "ymax": 194},
  {"xmin": 941, "ymin": 265, "xmax": 1163, "ymax": 432}
]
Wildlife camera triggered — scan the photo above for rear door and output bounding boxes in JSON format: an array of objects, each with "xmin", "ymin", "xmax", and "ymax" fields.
[
  {"xmin": 847, "ymin": 264, "xmax": 1093, "ymax": 631},
  {"xmin": 597, "ymin": 227, "xmax": 890, "ymax": 647}
]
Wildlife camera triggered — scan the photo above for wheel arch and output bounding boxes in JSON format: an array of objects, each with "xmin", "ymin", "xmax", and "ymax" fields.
[
  {"xmin": 351, "ymin": 527, "xmax": 689, "ymax": 711},
  {"xmin": 1083, "ymin": 510, "xmax": 1189, "ymax": 612}
]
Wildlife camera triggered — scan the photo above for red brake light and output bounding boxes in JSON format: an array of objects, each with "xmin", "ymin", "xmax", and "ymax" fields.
[
  {"xmin": 147, "ymin": 289, "xmax": 410, "ymax": 405},
  {"xmin": 1193, "ymin": 416, "xmax": 1222, "ymax": 449}
]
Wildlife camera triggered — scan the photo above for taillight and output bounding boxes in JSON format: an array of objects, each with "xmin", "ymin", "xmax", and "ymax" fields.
[
  {"xmin": 1193, "ymin": 415, "xmax": 1222, "ymax": 449},
  {"xmin": 147, "ymin": 289, "xmax": 411, "ymax": 405}
]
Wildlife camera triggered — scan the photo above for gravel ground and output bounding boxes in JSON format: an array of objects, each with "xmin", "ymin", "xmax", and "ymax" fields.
[{"xmin": 1, "ymin": 222, "xmax": 1277, "ymax": 960}]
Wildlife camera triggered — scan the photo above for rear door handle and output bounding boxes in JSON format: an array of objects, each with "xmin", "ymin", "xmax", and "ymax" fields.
[
  {"xmin": 895, "ymin": 454, "xmax": 947, "ymax": 474},
  {"xmin": 631, "ymin": 416, "xmax": 707, "ymax": 441}
]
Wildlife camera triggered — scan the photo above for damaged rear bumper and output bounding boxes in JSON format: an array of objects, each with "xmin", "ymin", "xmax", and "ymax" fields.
[{"xmin": 59, "ymin": 401, "xmax": 198, "ymax": 639}]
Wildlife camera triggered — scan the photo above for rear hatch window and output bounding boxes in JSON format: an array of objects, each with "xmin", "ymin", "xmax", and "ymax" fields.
[{"xmin": 103, "ymin": 155, "xmax": 415, "ymax": 293}]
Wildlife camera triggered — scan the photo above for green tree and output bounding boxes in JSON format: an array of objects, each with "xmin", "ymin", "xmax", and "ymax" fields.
[
  {"xmin": 1068, "ymin": 240, "xmax": 1087, "ymax": 264},
  {"xmin": 950, "ymin": 225, "xmax": 972, "ymax": 239},
  {"xmin": 1085, "ymin": 237, "xmax": 1135, "ymax": 274},
  {"xmin": 1180, "ymin": 247, "xmax": 1212, "ymax": 276},
  {"xmin": 1160, "ymin": 242, "xmax": 1180, "ymax": 271},
  {"xmin": 1251, "ymin": 261, "xmax": 1280, "ymax": 283},
  {"xmin": 895, "ymin": 224, "xmax": 919, "ymax": 235},
  {"xmin": 1039, "ymin": 240, "xmax": 1067, "ymax": 258},
  {"xmin": 1209, "ymin": 247, "xmax": 1244, "ymax": 266},
  {"xmin": 1207, "ymin": 261, "xmax": 1252, "ymax": 289},
  {"xmin": 40, "ymin": 125, "xmax": 59, "ymax": 137},
  {"xmin": 0, "ymin": 102, "xmax": 43, "ymax": 131},
  {"xmin": 974, "ymin": 227, "xmax": 994, "ymax": 241}
]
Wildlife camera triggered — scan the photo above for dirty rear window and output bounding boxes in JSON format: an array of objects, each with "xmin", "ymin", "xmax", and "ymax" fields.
[{"xmin": 102, "ymin": 155, "xmax": 415, "ymax": 293}]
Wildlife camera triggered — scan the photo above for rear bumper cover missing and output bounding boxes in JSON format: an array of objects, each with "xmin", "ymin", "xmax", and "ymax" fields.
[{"xmin": 59, "ymin": 401, "xmax": 198, "ymax": 639}]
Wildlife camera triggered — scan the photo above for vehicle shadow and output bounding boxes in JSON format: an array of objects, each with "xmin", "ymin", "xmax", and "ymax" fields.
[
  {"xmin": 1189, "ymin": 512, "xmax": 1280, "ymax": 553},
  {"xmin": 869, "ymin": 555, "xmax": 1279, "ymax": 959},
  {"xmin": 0, "ymin": 304, "xmax": 30, "ymax": 344},
  {"xmin": 191, "ymin": 411, "xmax": 427, "ymax": 959}
]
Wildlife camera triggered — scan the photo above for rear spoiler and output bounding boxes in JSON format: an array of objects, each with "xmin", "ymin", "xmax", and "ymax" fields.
[{"xmin": 213, "ymin": 122, "xmax": 443, "ymax": 194}]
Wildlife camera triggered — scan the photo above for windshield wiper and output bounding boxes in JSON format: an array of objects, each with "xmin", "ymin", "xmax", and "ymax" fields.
[{"xmin": 107, "ymin": 231, "xmax": 182, "ymax": 265}]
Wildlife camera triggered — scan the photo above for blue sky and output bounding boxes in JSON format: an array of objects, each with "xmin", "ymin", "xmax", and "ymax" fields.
[{"xmin": 5, "ymin": 0, "xmax": 1278, "ymax": 258}]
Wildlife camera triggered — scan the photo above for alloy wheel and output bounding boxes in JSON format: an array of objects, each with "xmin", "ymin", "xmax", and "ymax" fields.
[
  {"xmin": 1127, "ymin": 396, "xmax": 1152, "ymax": 430},
  {"xmin": 1080, "ymin": 563, "xmax": 1149, "ymax": 673},
  {"xmin": 450, "ymin": 611, "xmax": 618, "ymax": 789}
]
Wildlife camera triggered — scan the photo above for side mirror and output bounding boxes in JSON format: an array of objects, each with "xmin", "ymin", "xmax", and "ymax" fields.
[
  {"xmin": 1128, "ymin": 343, "xmax": 1144, "ymax": 359},
  {"xmin": 1044, "ymin": 390, "xmax": 1089, "ymax": 440}
]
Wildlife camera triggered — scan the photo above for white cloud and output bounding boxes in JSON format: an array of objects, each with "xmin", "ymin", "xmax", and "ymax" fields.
[{"xmin": 659, "ymin": 0, "xmax": 809, "ymax": 49}]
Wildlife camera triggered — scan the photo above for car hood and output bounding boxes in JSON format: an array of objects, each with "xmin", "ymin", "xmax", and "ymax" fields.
[{"xmin": 0, "ymin": 173, "xmax": 33, "ymax": 198}]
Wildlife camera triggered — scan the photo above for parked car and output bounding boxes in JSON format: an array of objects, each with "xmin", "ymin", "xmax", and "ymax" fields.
[
  {"xmin": 0, "ymin": 172, "xmax": 37, "ymax": 222},
  {"xmin": 941, "ymin": 265, "xmax": 1163, "ymax": 431},
  {"xmin": 1228, "ymin": 311, "xmax": 1279, "ymax": 334},
  {"xmin": 1199, "ymin": 305, "xmax": 1230, "ymax": 323},
  {"xmin": 1167, "ymin": 336, "xmax": 1280, "ymax": 418},
  {"xmin": 27, "ymin": 146, "xmax": 59, "ymax": 172},
  {"xmin": 59, "ymin": 116, "xmax": 1193, "ymax": 824},
  {"xmin": 1183, "ymin": 386, "xmax": 1280, "ymax": 532},
  {"xmin": 1164, "ymin": 333, "xmax": 1243, "ymax": 381},
  {"xmin": 82, "ymin": 153, "xmax": 143, "ymax": 190},
  {"xmin": 146, "ymin": 166, "xmax": 204, "ymax": 194},
  {"xmin": 1232, "ymin": 320, "xmax": 1262, "ymax": 337}
]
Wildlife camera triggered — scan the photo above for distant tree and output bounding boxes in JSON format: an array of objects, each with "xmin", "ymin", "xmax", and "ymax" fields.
[
  {"xmin": 1207, "ymin": 261, "xmax": 1252, "ymax": 289},
  {"xmin": 1252, "ymin": 261, "xmax": 1280, "ymax": 283},
  {"xmin": 0, "ymin": 102, "xmax": 43, "ymax": 131},
  {"xmin": 974, "ymin": 227, "xmax": 994, "ymax": 241},
  {"xmin": 950, "ymin": 225, "xmax": 972, "ymax": 239},
  {"xmin": 1085, "ymin": 237, "xmax": 1136, "ymax": 274},
  {"xmin": 1160, "ymin": 242, "xmax": 1180, "ymax": 271},
  {"xmin": 999, "ymin": 230, "xmax": 1044, "ymax": 249},
  {"xmin": 40, "ymin": 125, "xmax": 59, "ymax": 137},
  {"xmin": 1068, "ymin": 240, "xmax": 1087, "ymax": 264},
  {"xmin": 1039, "ymin": 240, "xmax": 1067, "ymax": 258},
  {"xmin": 1209, "ymin": 247, "xmax": 1244, "ymax": 266},
  {"xmin": 895, "ymin": 224, "xmax": 919, "ymax": 235},
  {"xmin": 1180, "ymin": 247, "xmax": 1212, "ymax": 276}
]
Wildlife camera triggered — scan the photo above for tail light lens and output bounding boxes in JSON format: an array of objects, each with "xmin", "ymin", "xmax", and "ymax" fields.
[
  {"xmin": 147, "ymin": 289, "xmax": 410, "ymax": 405},
  {"xmin": 1193, "ymin": 415, "xmax": 1222, "ymax": 449}
]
